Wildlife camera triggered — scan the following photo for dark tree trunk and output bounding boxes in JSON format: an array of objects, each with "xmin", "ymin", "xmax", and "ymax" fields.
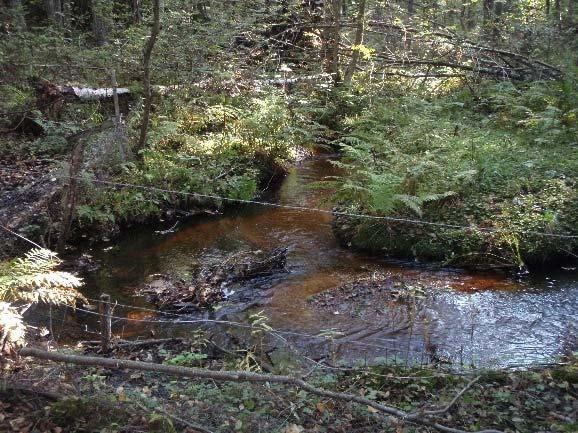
[
  {"xmin": 136, "ymin": 0, "xmax": 162, "ymax": 157},
  {"xmin": 45, "ymin": 0, "xmax": 63, "ymax": 26},
  {"xmin": 546, "ymin": 0, "xmax": 551, "ymax": 14},
  {"xmin": 483, "ymin": 0, "xmax": 494, "ymax": 23},
  {"xmin": 132, "ymin": 0, "xmax": 142, "ymax": 24},
  {"xmin": 568, "ymin": 0, "xmax": 575, "ymax": 26},
  {"xmin": 196, "ymin": 2, "xmax": 210, "ymax": 21},
  {"xmin": 459, "ymin": 1, "xmax": 467, "ymax": 30},
  {"xmin": 305, "ymin": 0, "xmax": 324, "ymax": 23},
  {"xmin": 61, "ymin": 0, "xmax": 71, "ymax": 29},
  {"xmin": 408, "ymin": 0, "xmax": 414, "ymax": 17},
  {"xmin": 483, "ymin": 0, "xmax": 495, "ymax": 36},
  {"xmin": 7, "ymin": 0, "xmax": 26, "ymax": 29}
]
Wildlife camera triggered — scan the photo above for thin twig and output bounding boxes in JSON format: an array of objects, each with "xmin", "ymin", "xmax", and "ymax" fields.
[{"xmin": 411, "ymin": 376, "xmax": 481, "ymax": 417}]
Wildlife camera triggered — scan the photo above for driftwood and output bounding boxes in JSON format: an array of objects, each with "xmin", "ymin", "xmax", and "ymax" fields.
[
  {"xmin": 141, "ymin": 248, "xmax": 288, "ymax": 312},
  {"xmin": 20, "ymin": 347, "xmax": 504, "ymax": 433},
  {"xmin": 81, "ymin": 337, "xmax": 184, "ymax": 348}
]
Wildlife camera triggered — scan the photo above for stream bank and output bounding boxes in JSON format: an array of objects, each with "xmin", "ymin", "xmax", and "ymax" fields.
[
  {"xmin": 54, "ymin": 155, "xmax": 578, "ymax": 370},
  {"xmin": 5, "ymin": 338, "xmax": 577, "ymax": 433}
]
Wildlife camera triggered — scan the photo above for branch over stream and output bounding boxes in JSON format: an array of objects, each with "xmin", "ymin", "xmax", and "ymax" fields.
[{"xmin": 20, "ymin": 347, "xmax": 503, "ymax": 433}]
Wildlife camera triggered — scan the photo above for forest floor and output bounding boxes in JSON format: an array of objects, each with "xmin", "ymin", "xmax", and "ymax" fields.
[{"xmin": 2, "ymin": 338, "xmax": 577, "ymax": 433}]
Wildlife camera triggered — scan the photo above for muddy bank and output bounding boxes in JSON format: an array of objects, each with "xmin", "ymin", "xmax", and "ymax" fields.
[
  {"xmin": 0, "ymin": 147, "xmax": 295, "ymax": 259},
  {"xmin": 331, "ymin": 210, "xmax": 578, "ymax": 270},
  {"xmin": 0, "ymin": 159, "xmax": 62, "ymax": 259}
]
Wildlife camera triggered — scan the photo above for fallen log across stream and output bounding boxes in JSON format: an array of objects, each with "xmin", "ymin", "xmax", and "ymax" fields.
[{"xmin": 20, "ymin": 347, "xmax": 504, "ymax": 433}]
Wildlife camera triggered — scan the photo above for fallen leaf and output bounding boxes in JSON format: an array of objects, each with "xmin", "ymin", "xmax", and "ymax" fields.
[
  {"xmin": 9, "ymin": 417, "xmax": 26, "ymax": 431},
  {"xmin": 284, "ymin": 424, "xmax": 304, "ymax": 433},
  {"xmin": 367, "ymin": 405, "xmax": 379, "ymax": 413}
]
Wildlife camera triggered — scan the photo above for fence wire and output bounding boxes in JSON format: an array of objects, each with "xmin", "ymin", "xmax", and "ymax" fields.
[
  {"xmin": 29, "ymin": 295, "xmax": 569, "ymax": 375},
  {"xmin": 2, "ymin": 166, "xmax": 577, "ymax": 240}
]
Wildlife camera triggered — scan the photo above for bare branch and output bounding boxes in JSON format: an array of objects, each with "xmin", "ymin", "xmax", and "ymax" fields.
[
  {"xmin": 20, "ymin": 347, "xmax": 504, "ymax": 433},
  {"xmin": 407, "ymin": 376, "xmax": 481, "ymax": 419}
]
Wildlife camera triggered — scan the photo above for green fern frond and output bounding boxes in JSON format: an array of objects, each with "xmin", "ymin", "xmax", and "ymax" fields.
[
  {"xmin": 0, "ymin": 248, "xmax": 86, "ymax": 307},
  {"xmin": 394, "ymin": 194, "xmax": 424, "ymax": 217}
]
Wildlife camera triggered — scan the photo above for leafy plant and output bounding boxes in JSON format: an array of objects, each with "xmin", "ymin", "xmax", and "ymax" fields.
[
  {"xmin": 0, "ymin": 248, "xmax": 85, "ymax": 306},
  {"xmin": 0, "ymin": 248, "xmax": 86, "ymax": 353},
  {"xmin": 164, "ymin": 351, "xmax": 208, "ymax": 366}
]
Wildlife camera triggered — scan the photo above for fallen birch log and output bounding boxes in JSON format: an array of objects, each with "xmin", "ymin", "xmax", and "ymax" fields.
[{"xmin": 50, "ymin": 73, "xmax": 334, "ymax": 101}]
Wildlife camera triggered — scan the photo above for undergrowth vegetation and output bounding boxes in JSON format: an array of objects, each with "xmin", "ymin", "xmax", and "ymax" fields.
[
  {"xmin": 5, "ymin": 340, "xmax": 577, "ymax": 433},
  {"xmin": 329, "ymin": 78, "xmax": 578, "ymax": 267},
  {"xmin": 73, "ymin": 90, "xmax": 323, "ymax": 231}
]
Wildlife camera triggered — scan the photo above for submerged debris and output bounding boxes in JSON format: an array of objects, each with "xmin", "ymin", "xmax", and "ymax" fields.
[
  {"xmin": 309, "ymin": 272, "xmax": 431, "ymax": 318},
  {"xmin": 140, "ymin": 248, "xmax": 288, "ymax": 312}
]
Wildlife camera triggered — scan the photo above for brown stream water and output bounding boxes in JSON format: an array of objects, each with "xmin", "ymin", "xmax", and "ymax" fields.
[{"xmin": 70, "ymin": 155, "xmax": 577, "ymax": 368}]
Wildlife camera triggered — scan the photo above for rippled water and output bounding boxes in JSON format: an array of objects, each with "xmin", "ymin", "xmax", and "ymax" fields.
[{"xmin": 75, "ymin": 155, "xmax": 578, "ymax": 367}]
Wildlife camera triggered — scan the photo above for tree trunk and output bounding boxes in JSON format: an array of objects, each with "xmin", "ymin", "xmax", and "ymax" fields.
[
  {"xmin": 459, "ymin": 1, "xmax": 467, "ymax": 30},
  {"xmin": 568, "ymin": 0, "xmax": 575, "ymax": 26},
  {"xmin": 196, "ymin": 2, "xmax": 210, "ymax": 21},
  {"xmin": 546, "ymin": 0, "xmax": 551, "ymax": 14},
  {"xmin": 323, "ymin": 0, "xmax": 342, "ymax": 84},
  {"xmin": 61, "ymin": 0, "xmax": 71, "ymax": 29},
  {"xmin": 132, "ymin": 0, "xmax": 142, "ymax": 24},
  {"xmin": 343, "ymin": 0, "xmax": 366, "ymax": 85},
  {"xmin": 554, "ymin": 0, "xmax": 562, "ymax": 29},
  {"xmin": 408, "ymin": 0, "xmax": 414, "ymax": 17},
  {"xmin": 482, "ymin": 0, "xmax": 495, "ymax": 36},
  {"xmin": 45, "ymin": 0, "xmax": 63, "ymax": 26},
  {"xmin": 91, "ymin": 0, "xmax": 109, "ymax": 46},
  {"xmin": 135, "ymin": 0, "xmax": 161, "ymax": 157}
]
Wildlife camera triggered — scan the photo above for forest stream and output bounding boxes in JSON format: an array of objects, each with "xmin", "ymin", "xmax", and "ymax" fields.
[{"xmin": 59, "ymin": 155, "xmax": 578, "ymax": 369}]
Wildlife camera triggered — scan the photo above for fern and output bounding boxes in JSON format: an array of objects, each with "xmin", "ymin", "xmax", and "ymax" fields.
[
  {"xmin": 0, "ymin": 248, "xmax": 86, "ymax": 307},
  {"xmin": 0, "ymin": 302, "xmax": 26, "ymax": 348}
]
